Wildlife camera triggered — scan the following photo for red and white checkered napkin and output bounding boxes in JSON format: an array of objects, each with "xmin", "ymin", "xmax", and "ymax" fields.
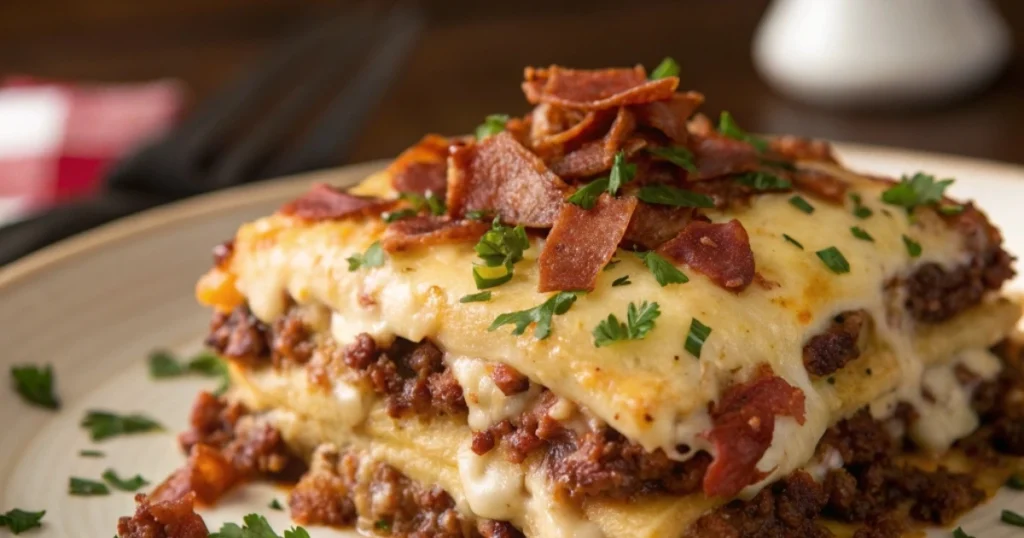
[{"xmin": 0, "ymin": 76, "xmax": 185, "ymax": 226}]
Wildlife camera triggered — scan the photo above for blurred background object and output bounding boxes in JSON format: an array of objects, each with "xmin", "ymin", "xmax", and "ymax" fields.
[{"xmin": 0, "ymin": 0, "xmax": 1021, "ymax": 265}]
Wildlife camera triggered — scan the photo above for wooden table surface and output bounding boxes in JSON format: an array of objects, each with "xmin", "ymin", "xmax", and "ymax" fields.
[{"xmin": 2, "ymin": 0, "xmax": 1023, "ymax": 166}]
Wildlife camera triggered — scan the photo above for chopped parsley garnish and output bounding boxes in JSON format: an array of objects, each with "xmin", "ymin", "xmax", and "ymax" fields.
[
  {"xmin": 209, "ymin": 514, "xmax": 310, "ymax": 538},
  {"xmin": 952, "ymin": 527, "xmax": 974, "ymax": 538},
  {"xmin": 466, "ymin": 209, "xmax": 493, "ymax": 221},
  {"xmin": 788, "ymin": 195, "xmax": 815, "ymax": 214},
  {"xmin": 69, "ymin": 477, "xmax": 109, "ymax": 496},
  {"xmin": 903, "ymin": 235, "xmax": 922, "ymax": 257},
  {"xmin": 566, "ymin": 176, "xmax": 610, "ymax": 210},
  {"xmin": 849, "ymin": 193, "xmax": 873, "ymax": 219},
  {"xmin": 79, "ymin": 450, "xmax": 104, "ymax": 458},
  {"xmin": 603, "ymin": 259, "xmax": 620, "ymax": 271},
  {"xmin": 880, "ymin": 172, "xmax": 954, "ymax": 211},
  {"xmin": 634, "ymin": 251, "xmax": 688, "ymax": 286},
  {"xmin": 938, "ymin": 203, "xmax": 965, "ymax": 215},
  {"xmin": 650, "ymin": 57, "xmax": 680, "ymax": 80},
  {"xmin": 636, "ymin": 184, "xmax": 714, "ymax": 208},
  {"xmin": 782, "ymin": 234, "xmax": 804, "ymax": 249},
  {"xmin": 488, "ymin": 292, "xmax": 578, "ymax": 340},
  {"xmin": 685, "ymin": 318, "xmax": 712, "ymax": 359},
  {"xmin": 816, "ymin": 247, "xmax": 850, "ymax": 274},
  {"xmin": 475, "ymin": 114, "xmax": 510, "ymax": 140},
  {"xmin": 102, "ymin": 469, "xmax": 149, "ymax": 492},
  {"xmin": 718, "ymin": 111, "xmax": 768, "ymax": 152},
  {"xmin": 1002, "ymin": 509, "xmax": 1024, "ymax": 527},
  {"xmin": 0, "ymin": 508, "xmax": 45, "ymax": 534},
  {"xmin": 850, "ymin": 226, "xmax": 874, "ymax": 242},
  {"xmin": 269, "ymin": 499, "xmax": 284, "ymax": 511},
  {"xmin": 611, "ymin": 275, "xmax": 631, "ymax": 287},
  {"xmin": 149, "ymin": 350, "xmax": 230, "ymax": 395},
  {"xmin": 375, "ymin": 520, "xmax": 392, "ymax": 531},
  {"xmin": 382, "ymin": 208, "xmax": 417, "ymax": 223},
  {"xmin": 737, "ymin": 171, "xmax": 791, "ymax": 191},
  {"xmin": 1007, "ymin": 475, "xmax": 1024, "ymax": 490},
  {"xmin": 646, "ymin": 146, "xmax": 697, "ymax": 172},
  {"xmin": 460, "ymin": 291, "xmax": 492, "ymax": 303},
  {"xmin": 346, "ymin": 241, "xmax": 385, "ymax": 271},
  {"xmin": 472, "ymin": 219, "xmax": 529, "ymax": 289},
  {"xmin": 593, "ymin": 301, "xmax": 661, "ymax": 347},
  {"xmin": 399, "ymin": 191, "xmax": 446, "ymax": 216},
  {"xmin": 81, "ymin": 410, "xmax": 163, "ymax": 442},
  {"xmin": 607, "ymin": 151, "xmax": 637, "ymax": 196},
  {"xmin": 10, "ymin": 364, "xmax": 60, "ymax": 410}
]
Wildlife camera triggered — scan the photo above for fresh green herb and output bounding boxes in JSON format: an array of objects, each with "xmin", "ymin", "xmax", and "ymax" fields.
[
  {"xmin": 79, "ymin": 450, "xmax": 104, "ymax": 458},
  {"xmin": 1007, "ymin": 475, "xmax": 1024, "ymax": 490},
  {"xmin": 375, "ymin": 520, "xmax": 393, "ymax": 531},
  {"xmin": 475, "ymin": 114, "xmax": 510, "ymax": 140},
  {"xmin": 717, "ymin": 111, "xmax": 768, "ymax": 152},
  {"xmin": 382, "ymin": 208, "xmax": 417, "ymax": 223},
  {"xmin": 101, "ymin": 469, "xmax": 148, "ymax": 492},
  {"xmin": 81, "ymin": 410, "xmax": 163, "ymax": 442},
  {"xmin": 269, "ymin": 499, "xmax": 284, "ymax": 511},
  {"xmin": 952, "ymin": 527, "xmax": 974, "ymax": 538},
  {"xmin": 636, "ymin": 184, "xmax": 714, "ymax": 208},
  {"xmin": 685, "ymin": 318, "xmax": 712, "ymax": 359},
  {"xmin": 488, "ymin": 292, "xmax": 578, "ymax": 340},
  {"xmin": 472, "ymin": 264, "xmax": 514, "ymax": 289},
  {"xmin": 903, "ymin": 235, "xmax": 922, "ymax": 258},
  {"xmin": 460, "ymin": 291, "xmax": 492, "ymax": 303},
  {"xmin": 0, "ymin": 508, "xmax": 45, "ymax": 534},
  {"xmin": 650, "ymin": 57, "xmax": 680, "ymax": 80},
  {"xmin": 346, "ymin": 241, "xmax": 385, "ymax": 271},
  {"xmin": 472, "ymin": 219, "xmax": 529, "ymax": 289},
  {"xmin": 635, "ymin": 251, "xmax": 688, "ymax": 286},
  {"xmin": 880, "ymin": 172, "xmax": 954, "ymax": 211},
  {"xmin": 782, "ymin": 234, "xmax": 804, "ymax": 250},
  {"xmin": 69, "ymin": 477, "xmax": 109, "ymax": 496},
  {"xmin": 737, "ymin": 171, "xmax": 791, "ymax": 191},
  {"xmin": 10, "ymin": 364, "xmax": 60, "ymax": 410},
  {"xmin": 148, "ymin": 350, "xmax": 229, "ymax": 395},
  {"xmin": 399, "ymin": 191, "xmax": 446, "ymax": 217},
  {"xmin": 466, "ymin": 209, "xmax": 492, "ymax": 221},
  {"xmin": 646, "ymin": 146, "xmax": 697, "ymax": 172},
  {"xmin": 938, "ymin": 203, "xmax": 965, "ymax": 216},
  {"xmin": 1002, "ymin": 509, "xmax": 1024, "ymax": 527},
  {"xmin": 788, "ymin": 195, "xmax": 815, "ymax": 214},
  {"xmin": 816, "ymin": 247, "xmax": 850, "ymax": 274},
  {"xmin": 607, "ymin": 151, "xmax": 637, "ymax": 196},
  {"xmin": 849, "ymin": 193, "xmax": 873, "ymax": 219},
  {"xmin": 209, "ymin": 514, "xmax": 310, "ymax": 538},
  {"xmin": 611, "ymin": 275, "xmax": 631, "ymax": 287},
  {"xmin": 566, "ymin": 177, "xmax": 610, "ymax": 210},
  {"xmin": 593, "ymin": 301, "xmax": 661, "ymax": 347},
  {"xmin": 850, "ymin": 226, "xmax": 874, "ymax": 242},
  {"xmin": 603, "ymin": 259, "xmax": 621, "ymax": 271},
  {"xmin": 147, "ymin": 350, "xmax": 185, "ymax": 377}
]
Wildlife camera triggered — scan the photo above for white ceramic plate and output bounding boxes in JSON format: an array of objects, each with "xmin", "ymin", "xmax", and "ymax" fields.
[{"xmin": 2, "ymin": 148, "xmax": 1023, "ymax": 537}]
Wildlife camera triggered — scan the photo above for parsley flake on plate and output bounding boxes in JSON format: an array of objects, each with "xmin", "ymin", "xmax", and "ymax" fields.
[
  {"xmin": 210, "ymin": 513, "xmax": 310, "ymax": 538},
  {"xmin": 79, "ymin": 450, "xmax": 104, "ymax": 458},
  {"xmin": 460, "ymin": 291, "xmax": 492, "ymax": 303},
  {"xmin": 1007, "ymin": 475, "xmax": 1024, "ymax": 490},
  {"xmin": 475, "ymin": 114, "xmax": 510, "ymax": 140},
  {"xmin": 952, "ymin": 528, "xmax": 974, "ymax": 538},
  {"xmin": 850, "ymin": 226, "xmax": 874, "ymax": 242},
  {"xmin": 718, "ymin": 111, "xmax": 768, "ymax": 153},
  {"xmin": 269, "ymin": 499, "xmax": 284, "ymax": 511},
  {"xmin": 488, "ymin": 292, "xmax": 578, "ymax": 340},
  {"xmin": 646, "ymin": 146, "xmax": 697, "ymax": 172},
  {"xmin": 788, "ymin": 195, "xmax": 814, "ymax": 214},
  {"xmin": 881, "ymin": 172, "xmax": 954, "ymax": 211},
  {"xmin": 636, "ymin": 184, "xmax": 714, "ymax": 208},
  {"xmin": 903, "ymin": 235, "xmax": 922, "ymax": 258},
  {"xmin": 10, "ymin": 364, "xmax": 60, "ymax": 410},
  {"xmin": 650, "ymin": 57, "xmax": 680, "ymax": 80},
  {"xmin": 472, "ymin": 218, "xmax": 529, "ymax": 289},
  {"xmin": 81, "ymin": 410, "xmax": 163, "ymax": 442},
  {"xmin": 782, "ymin": 234, "xmax": 804, "ymax": 250},
  {"xmin": 0, "ymin": 508, "xmax": 45, "ymax": 534},
  {"xmin": 346, "ymin": 241, "xmax": 385, "ymax": 271},
  {"xmin": 593, "ymin": 301, "xmax": 661, "ymax": 347},
  {"xmin": 849, "ymin": 193, "xmax": 873, "ymax": 219},
  {"xmin": 1003, "ymin": 509, "xmax": 1024, "ymax": 527},
  {"xmin": 611, "ymin": 275, "xmax": 631, "ymax": 287},
  {"xmin": 69, "ymin": 477, "xmax": 109, "ymax": 496},
  {"xmin": 737, "ymin": 171, "xmax": 791, "ymax": 191},
  {"xmin": 148, "ymin": 350, "xmax": 230, "ymax": 395},
  {"xmin": 816, "ymin": 247, "xmax": 850, "ymax": 274},
  {"xmin": 102, "ymin": 469, "xmax": 149, "ymax": 492},
  {"xmin": 634, "ymin": 251, "xmax": 688, "ymax": 287},
  {"xmin": 685, "ymin": 318, "xmax": 712, "ymax": 359}
]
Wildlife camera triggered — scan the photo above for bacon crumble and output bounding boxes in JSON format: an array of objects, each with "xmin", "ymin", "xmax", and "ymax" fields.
[
  {"xmin": 388, "ymin": 134, "xmax": 452, "ymax": 195},
  {"xmin": 279, "ymin": 183, "xmax": 394, "ymax": 221},
  {"xmin": 382, "ymin": 216, "xmax": 490, "ymax": 253},
  {"xmin": 658, "ymin": 219, "xmax": 756, "ymax": 291}
]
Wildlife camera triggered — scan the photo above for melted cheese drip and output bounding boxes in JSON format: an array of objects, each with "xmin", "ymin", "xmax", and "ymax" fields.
[{"xmin": 223, "ymin": 165, "xmax": 999, "ymax": 496}]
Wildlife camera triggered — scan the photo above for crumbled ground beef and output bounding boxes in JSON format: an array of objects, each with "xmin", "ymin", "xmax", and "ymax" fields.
[
  {"xmin": 803, "ymin": 310, "xmax": 866, "ymax": 376},
  {"xmin": 688, "ymin": 472, "xmax": 833, "ymax": 538},
  {"xmin": 491, "ymin": 363, "xmax": 530, "ymax": 395},
  {"xmin": 117, "ymin": 493, "xmax": 208, "ymax": 538},
  {"xmin": 205, "ymin": 304, "xmax": 270, "ymax": 364},
  {"xmin": 905, "ymin": 246, "xmax": 1013, "ymax": 323}
]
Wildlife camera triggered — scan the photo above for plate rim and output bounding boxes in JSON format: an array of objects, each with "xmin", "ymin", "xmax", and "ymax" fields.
[{"xmin": 3, "ymin": 143, "xmax": 1024, "ymax": 290}]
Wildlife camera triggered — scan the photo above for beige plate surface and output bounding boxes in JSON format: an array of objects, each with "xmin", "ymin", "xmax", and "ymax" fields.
[{"xmin": 2, "ymin": 148, "xmax": 1024, "ymax": 537}]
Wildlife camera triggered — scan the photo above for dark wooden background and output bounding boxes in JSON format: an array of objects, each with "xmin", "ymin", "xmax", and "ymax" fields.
[{"xmin": 1, "ymin": 0, "xmax": 1023, "ymax": 164}]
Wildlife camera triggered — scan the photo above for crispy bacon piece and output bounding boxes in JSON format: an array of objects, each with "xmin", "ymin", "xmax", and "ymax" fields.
[
  {"xmin": 791, "ymin": 169, "xmax": 848, "ymax": 204},
  {"xmin": 447, "ymin": 131, "xmax": 568, "ymax": 227},
  {"xmin": 117, "ymin": 493, "xmax": 208, "ymax": 538},
  {"xmin": 658, "ymin": 219, "xmax": 755, "ymax": 291},
  {"xmin": 623, "ymin": 202, "xmax": 696, "ymax": 250},
  {"xmin": 381, "ymin": 216, "xmax": 489, "ymax": 252},
  {"xmin": 530, "ymin": 104, "xmax": 613, "ymax": 155},
  {"xmin": 689, "ymin": 135, "xmax": 761, "ymax": 180},
  {"xmin": 279, "ymin": 183, "xmax": 394, "ymax": 221},
  {"xmin": 549, "ymin": 107, "xmax": 640, "ymax": 178},
  {"xmin": 388, "ymin": 134, "xmax": 451, "ymax": 195},
  {"xmin": 769, "ymin": 135, "xmax": 837, "ymax": 164},
  {"xmin": 703, "ymin": 366, "xmax": 806, "ymax": 497},
  {"xmin": 523, "ymin": 65, "xmax": 678, "ymax": 110},
  {"xmin": 632, "ymin": 91, "xmax": 705, "ymax": 143},
  {"xmin": 538, "ymin": 195, "xmax": 637, "ymax": 292}
]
